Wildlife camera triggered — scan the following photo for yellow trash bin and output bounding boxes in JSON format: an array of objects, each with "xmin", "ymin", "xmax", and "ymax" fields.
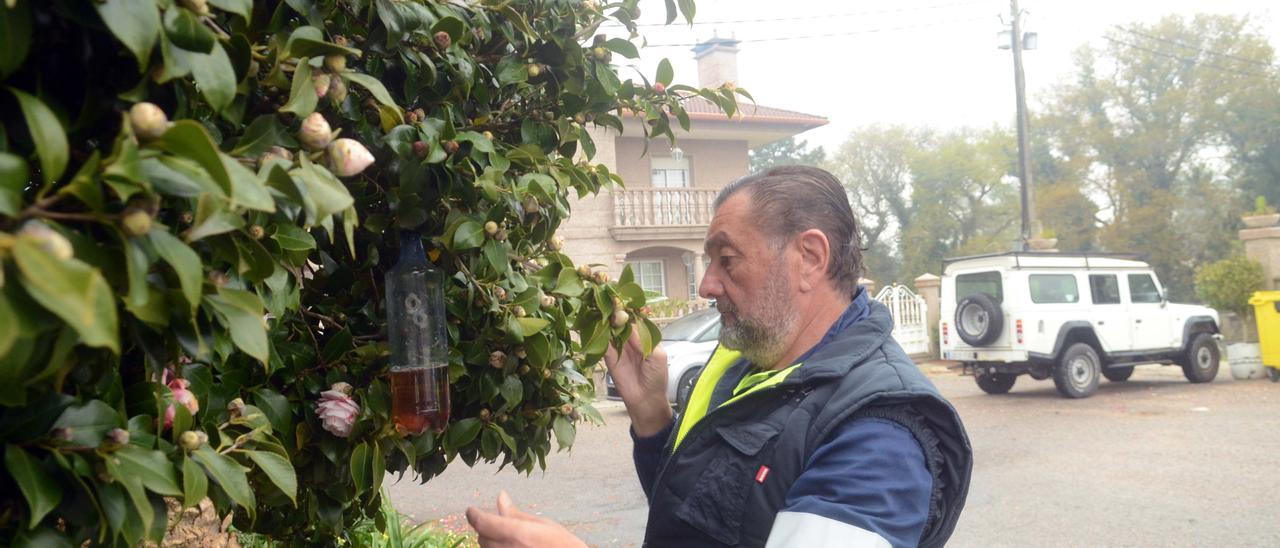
[{"xmin": 1250, "ymin": 290, "xmax": 1280, "ymax": 382}]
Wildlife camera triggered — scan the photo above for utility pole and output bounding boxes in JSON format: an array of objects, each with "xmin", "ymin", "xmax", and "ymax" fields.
[{"xmin": 1009, "ymin": 0, "xmax": 1035, "ymax": 250}]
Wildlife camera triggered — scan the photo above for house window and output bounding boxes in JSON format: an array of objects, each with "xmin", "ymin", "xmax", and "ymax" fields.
[
  {"xmin": 650, "ymin": 156, "xmax": 690, "ymax": 188},
  {"xmin": 629, "ymin": 260, "xmax": 666, "ymax": 297}
]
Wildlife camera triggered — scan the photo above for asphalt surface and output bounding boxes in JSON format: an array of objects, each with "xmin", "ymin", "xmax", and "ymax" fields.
[{"xmin": 388, "ymin": 364, "xmax": 1280, "ymax": 547}]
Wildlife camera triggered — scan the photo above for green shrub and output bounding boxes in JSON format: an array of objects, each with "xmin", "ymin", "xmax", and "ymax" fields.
[
  {"xmin": 1194, "ymin": 254, "xmax": 1265, "ymax": 319},
  {"xmin": 1251, "ymin": 196, "xmax": 1277, "ymax": 216},
  {"xmin": 0, "ymin": 0, "xmax": 741, "ymax": 544}
]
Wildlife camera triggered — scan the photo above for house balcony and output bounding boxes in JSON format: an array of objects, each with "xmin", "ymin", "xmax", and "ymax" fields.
[{"xmin": 609, "ymin": 188, "xmax": 719, "ymax": 241}]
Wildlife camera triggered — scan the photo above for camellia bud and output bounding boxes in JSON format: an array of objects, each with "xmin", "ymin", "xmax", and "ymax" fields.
[
  {"xmin": 248, "ymin": 225, "xmax": 265, "ymax": 240},
  {"xmin": 482, "ymin": 131, "xmax": 494, "ymax": 141},
  {"xmin": 522, "ymin": 196, "xmax": 541, "ymax": 215},
  {"xmin": 593, "ymin": 47, "xmax": 608, "ymax": 61},
  {"xmin": 495, "ymin": 229, "xmax": 508, "ymax": 242},
  {"xmin": 258, "ymin": 146, "xmax": 294, "ymax": 169},
  {"xmin": 519, "ymin": 364, "xmax": 531, "ymax": 375},
  {"xmin": 207, "ymin": 270, "xmax": 230, "ymax": 287},
  {"xmin": 101, "ymin": 428, "xmax": 130, "ymax": 451},
  {"xmin": 51, "ymin": 427, "xmax": 74, "ymax": 443},
  {"xmin": 181, "ymin": 211, "xmax": 194, "ymax": 224},
  {"xmin": 327, "ymin": 138, "xmax": 375, "ymax": 177},
  {"xmin": 412, "ymin": 141, "xmax": 427, "ymax": 157},
  {"xmin": 299, "ymin": 112, "xmax": 333, "ymax": 151},
  {"xmin": 313, "ymin": 73, "xmax": 332, "ymax": 99},
  {"xmin": 594, "ymin": 271, "xmax": 610, "ymax": 284},
  {"xmin": 442, "ymin": 140, "xmax": 460, "ymax": 155},
  {"xmin": 479, "ymin": 408, "xmax": 492, "ymax": 421},
  {"xmin": 540, "ymin": 295, "xmax": 557, "ymax": 309},
  {"xmin": 654, "ymin": 82, "xmax": 666, "ymax": 94},
  {"xmin": 179, "ymin": 430, "xmax": 203, "ymax": 451},
  {"xmin": 433, "ymin": 31, "xmax": 452, "ymax": 49},
  {"xmin": 512, "ymin": 305, "xmax": 527, "ymax": 318},
  {"xmin": 543, "ymin": 369, "xmax": 553, "ymax": 379},
  {"xmin": 121, "ymin": 206, "xmax": 153, "ymax": 238},
  {"xmin": 515, "ymin": 346, "xmax": 527, "ymax": 359},
  {"xmin": 227, "ymin": 397, "xmax": 246, "ymax": 419},
  {"xmin": 493, "ymin": 286, "xmax": 508, "ymax": 302},
  {"xmin": 18, "ymin": 220, "xmax": 74, "ymax": 260},
  {"xmin": 526, "ymin": 64, "xmax": 542, "ymax": 78},
  {"xmin": 328, "ymin": 77, "xmax": 349, "ymax": 105},
  {"xmin": 489, "ymin": 351, "xmax": 507, "ymax": 369},
  {"xmin": 611, "ymin": 309, "xmax": 630, "ymax": 328},
  {"xmin": 180, "ymin": 0, "xmax": 210, "ymax": 16},
  {"xmin": 129, "ymin": 102, "xmax": 170, "ymax": 141},
  {"xmin": 324, "ymin": 54, "xmax": 347, "ymax": 73},
  {"xmin": 484, "ymin": 221, "xmax": 499, "ymax": 236},
  {"xmin": 576, "ymin": 265, "xmax": 592, "ymax": 278},
  {"xmin": 583, "ymin": 0, "xmax": 598, "ymax": 10},
  {"xmin": 560, "ymin": 403, "xmax": 573, "ymax": 415},
  {"xmin": 548, "ymin": 235, "xmax": 564, "ymax": 252}
]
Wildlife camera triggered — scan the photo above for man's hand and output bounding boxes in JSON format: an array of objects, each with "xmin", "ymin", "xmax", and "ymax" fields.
[
  {"xmin": 604, "ymin": 329, "xmax": 672, "ymax": 437},
  {"xmin": 465, "ymin": 491, "xmax": 586, "ymax": 548}
]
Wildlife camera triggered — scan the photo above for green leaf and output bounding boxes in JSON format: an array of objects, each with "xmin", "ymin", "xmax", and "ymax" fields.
[
  {"xmin": 163, "ymin": 6, "xmax": 214, "ymax": 53},
  {"xmin": 114, "ymin": 445, "xmax": 182, "ymax": 497},
  {"xmin": 6, "ymin": 87, "xmax": 68, "ymax": 186},
  {"xmin": 61, "ymin": 150, "xmax": 104, "ymax": 212},
  {"xmin": 552, "ymin": 268, "xmax": 584, "ymax": 298},
  {"xmin": 191, "ymin": 446, "xmax": 255, "ymax": 517},
  {"xmin": 95, "ymin": 0, "xmax": 161, "ymax": 72},
  {"xmin": 0, "ymin": 293, "xmax": 17, "ymax": 359},
  {"xmin": 223, "ymin": 152, "xmax": 275, "ymax": 211},
  {"xmin": 444, "ymin": 418, "xmax": 482, "ymax": 452},
  {"xmin": 191, "ymin": 43, "xmax": 237, "ymax": 112},
  {"xmin": 604, "ymin": 38, "xmax": 639, "ymax": 59},
  {"xmin": 230, "ymin": 115, "xmax": 296, "ymax": 157},
  {"xmin": 551, "ymin": 415, "xmax": 575, "ymax": 450},
  {"xmin": 181, "ymin": 456, "xmax": 207, "ymax": 508},
  {"xmin": 123, "ymin": 236, "xmax": 151, "ymax": 309},
  {"xmin": 656, "ymin": 59, "xmax": 674, "ymax": 87},
  {"xmin": 341, "ymin": 72, "xmax": 399, "ymax": 110},
  {"xmin": 349, "ymin": 442, "xmax": 371, "ymax": 493},
  {"xmin": 0, "ymin": 0, "xmax": 32, "ymax": 78},
  {"xmin": 295, "ymin": 156, "xmax": 354, "ymax": 223},
  {"xmin": 593, "ymin": 62, "xmax": 620, "ymax": 95},
  {"xmin": 208, "ymin": 0, "xmax": 252, "ymax": 19},
  {"xmin": 13, "ymin": 239, "xmax": 119, "ymax": 353},
  {"xmin": 13, "ymin": 527, "xmax": 73, "ymax": 548},
  {"xmin": 281, "ymin": 60, "xmax": 318, "ymax": 117},
  {"xmin": 5, "ymin": 444, "xmax": 62, "ymax": 528},
  {"xmin": 148, "ymin": 229, "xmax": 203, "ymax": 312},
  {"xmin": 204, "ymin": 287, "xmax": 269, "ymax": 364},
  {"xmin": 186, "ymin": 194, "xmax": 244, "ymax": 241},
  {"xmin": 253, "ymin": 389, "xmax": 292, "ymax": 436},
  {"xmin": 152, "ymin": 121, "xmax": 231, "ymax": 195},
  {"xmin": 431, "ymin": 16, "xmax": 465, "ymax": 42},
  {"xmin": 450, "ymin": 220, "xmax": 484, "ymax": 250},
  {"xmin": 272, "ymin": 223, "xmax": 316, "ymax": 251},
  {"xmin": 498, "ymin": 375, "xmax": 522, "ymax": 409},
  {"xmin": 53, "ymin": 399, "xmax": 124, "ymax": 448},
  {"xmin": 243, "ymin": 450, "xmax": 297, "ymax": 505},
  {"xmin": 677, "ymin": 0, "xmax": 696, "ymax": 24},
  {"xmin": 515, "ymin": 317, "xmax": 550, "ymax": 335},
  {"xmin": 285, "ymin": 26, "xmax": 361, "ymax": 58},
  {"xmin": 0, "ymin": 152, "xmax": 28, "ymax": 217}
]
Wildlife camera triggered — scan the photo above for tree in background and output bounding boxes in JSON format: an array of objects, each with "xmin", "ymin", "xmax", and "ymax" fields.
[
  {"xmin": 825, "ymin": 125, "xmax": 919, "ymax": 284},
  {"xmin": 748, "ymin": 136, "xmax": 825, "ymax": 173},
  {"xmin": 0, "ymin": 0, "xmax": 743, "ymax": 544}
]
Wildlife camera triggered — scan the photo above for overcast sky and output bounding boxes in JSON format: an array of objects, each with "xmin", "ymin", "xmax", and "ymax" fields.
[{"xmin": 614, "ymin": 0, "xmax": 1280, "ymax": 151}]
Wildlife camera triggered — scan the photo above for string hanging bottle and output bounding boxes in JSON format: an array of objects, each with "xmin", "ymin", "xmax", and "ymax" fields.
[{"xmin": 385, "ymin": 231, "xmax": 449, "ymax": 434}]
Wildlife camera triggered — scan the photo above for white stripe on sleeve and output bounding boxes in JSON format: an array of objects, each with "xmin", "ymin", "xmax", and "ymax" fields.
[{"xmin": 764, "ymin": 511, "xmax": 893, "ymax": 548}]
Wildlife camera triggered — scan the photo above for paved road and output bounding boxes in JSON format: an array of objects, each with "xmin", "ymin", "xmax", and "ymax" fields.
[{"xmin": 389, "ymin": 365, "xmax": 1280, "ymax": 547}]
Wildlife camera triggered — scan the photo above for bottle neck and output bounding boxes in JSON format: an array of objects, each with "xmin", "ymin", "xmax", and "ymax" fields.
[{"xmin": 397, "ymin": 231, "xmax": 428, "ymax": 268}]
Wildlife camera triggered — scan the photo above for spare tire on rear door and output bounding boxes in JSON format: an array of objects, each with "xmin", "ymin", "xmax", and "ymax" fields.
[{"xmin": 955, "ymin": 293, "xmax": 1003, "ymax": 346}]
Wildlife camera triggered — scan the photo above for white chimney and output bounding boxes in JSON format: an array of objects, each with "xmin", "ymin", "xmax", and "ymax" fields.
[{"xmin": 692, "ymin": 37, "xmax": 740, "ymax": 88}]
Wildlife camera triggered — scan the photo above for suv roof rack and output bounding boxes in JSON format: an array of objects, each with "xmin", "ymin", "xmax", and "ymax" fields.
[{"xmin": 940, "ymin": 251, "xmax": 1145, "ymax": 275}]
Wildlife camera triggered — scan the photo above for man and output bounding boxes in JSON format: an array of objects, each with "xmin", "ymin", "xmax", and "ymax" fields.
[{"xmin": 468, "ymin": 166, "xmax": 972, "ymax": 547}]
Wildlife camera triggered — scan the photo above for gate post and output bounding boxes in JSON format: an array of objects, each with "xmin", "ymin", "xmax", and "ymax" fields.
[{"xmin": 914, "ymin": 273, "xmax": 942, "ymax": 357}]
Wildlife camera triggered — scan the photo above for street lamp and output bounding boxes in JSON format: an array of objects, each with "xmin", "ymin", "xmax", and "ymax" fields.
[{"xmin": 999, "ymin": 0, "xmax": 1036, "ymax": 250}]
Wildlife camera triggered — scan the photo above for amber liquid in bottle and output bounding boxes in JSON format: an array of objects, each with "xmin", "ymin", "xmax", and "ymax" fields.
[{"xmin": 390, "ymin": 365, "xmax": 449, "ymax": 434}]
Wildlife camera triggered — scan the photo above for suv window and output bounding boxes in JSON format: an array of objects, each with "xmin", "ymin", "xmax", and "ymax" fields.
[
  {"xmin": 1128, "ymin": 273, "xmax": 1162, "ymax": 303},
  {"xmin": 1089, "ymin": 274, "xmax": 1121, "ymax": 305},
  {"xmin": 1029, "ymin": 274, "xmax": 1080, "ymax": 304},
  {"xmin": 957, "ymin": 271, "xmax": 1002, "ymax": 303}
]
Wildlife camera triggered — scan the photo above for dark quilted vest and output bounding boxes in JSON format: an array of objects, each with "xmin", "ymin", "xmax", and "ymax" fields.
[{"xmin": 642, "ymin": 302, "xmax": 972, "ymax": 547}]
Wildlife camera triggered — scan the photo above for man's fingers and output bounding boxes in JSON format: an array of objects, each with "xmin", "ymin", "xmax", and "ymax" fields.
[
  {"xmin": 466, "ymin": 506, "xmax": 507, "ymax": 539},
  {"xmin": 497, "ymin": 491, "xmax": 545, "ymax": 523}
]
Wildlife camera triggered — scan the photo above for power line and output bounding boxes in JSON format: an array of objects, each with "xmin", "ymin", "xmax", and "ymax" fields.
[
  {"xmin": 644, "ymin": 16, "xmax": 992, "ymax": 48},
  {"xmin": 1101, "ymin": 35, "xmax": 1269, "ymax": 78},
  {"xmin": 1116, "ymin": 26, "xmax": 1279, "ymax": 70},
  {"xmin": 601, "ymin": 0, "xmax": 989, "ymax": 28}
]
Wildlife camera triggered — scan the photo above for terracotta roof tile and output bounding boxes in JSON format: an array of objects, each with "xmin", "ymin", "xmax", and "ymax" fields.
[{"xmin": 679, "ymin": 96, "xmax": 827, "ymax": 126}]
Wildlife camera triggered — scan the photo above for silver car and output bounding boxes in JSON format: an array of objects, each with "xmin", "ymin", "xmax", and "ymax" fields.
[{"xmin": 607, "ymin": 307, "xmax": 721, "ymax": 409}]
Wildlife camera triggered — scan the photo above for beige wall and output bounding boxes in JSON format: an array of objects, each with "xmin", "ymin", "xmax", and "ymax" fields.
[
  {"xmin": 614, "ymin": 138, "xmax": 749, "ymax": 189},
  {"xmin": 624, "ymin": 247, "xmax": 695, "ymax": 301}
]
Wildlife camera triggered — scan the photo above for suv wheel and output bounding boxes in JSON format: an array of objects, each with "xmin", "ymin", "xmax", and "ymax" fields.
[
  {"xmin": 1181, "ymin": 333, "xmax": 1219, "ymax": 384},
  {"xmin": 675, "ymin": 368, "xmax": 700, "ymax": 412},
  {"xmin": 955, "ymin": 293, "xmax": 1003, "ymax": 347},
  {"xmin": 1054, "ymin": 343, "xmax": 1101, "ymax": 398},
  {"xmin": 1102, "ymin": 366, "xmax": 1134, "ymax": 382},
  {"xmin": 975, "ymin": 372, "xmax": 1017, "ymax": 395}
]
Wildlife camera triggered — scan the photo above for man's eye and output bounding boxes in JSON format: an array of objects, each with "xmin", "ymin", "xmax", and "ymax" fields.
[{"xmin": 719, "ymin": 256, "xmax": 734, "ymax": 269}]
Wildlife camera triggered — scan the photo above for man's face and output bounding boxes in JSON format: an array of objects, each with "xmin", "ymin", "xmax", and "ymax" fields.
[{"xmin": 698, "ymin": 193, "xmax": 798, "ymax": 366}]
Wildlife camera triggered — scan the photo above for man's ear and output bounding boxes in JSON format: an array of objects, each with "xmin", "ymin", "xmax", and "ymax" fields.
[{"xmin": 793, "ymin": 229, "xmax": 830, "ymax": 292}]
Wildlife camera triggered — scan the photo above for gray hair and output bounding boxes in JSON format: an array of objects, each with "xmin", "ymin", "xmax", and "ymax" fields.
[{"xmin": 714, "ymin": 165, "xmax": 864, "ymax": 296}]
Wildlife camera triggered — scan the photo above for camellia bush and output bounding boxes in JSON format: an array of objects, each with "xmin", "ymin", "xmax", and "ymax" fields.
[{"xmin": 0, "ymin": 0, "xmax": 747, "ymax": 544}]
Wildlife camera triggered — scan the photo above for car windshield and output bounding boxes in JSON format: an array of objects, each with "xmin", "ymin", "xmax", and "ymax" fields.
[{"xmin": 661, "ymin": 309, "xmax": 718, "ymax": 341}]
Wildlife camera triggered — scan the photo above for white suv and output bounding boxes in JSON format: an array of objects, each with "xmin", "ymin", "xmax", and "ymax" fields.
[{"xmin": 939, "ymin": 252, "xmax": 1222, "ymax": 398}]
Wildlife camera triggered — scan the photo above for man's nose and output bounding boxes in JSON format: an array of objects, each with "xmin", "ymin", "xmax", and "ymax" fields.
[{"xmin": 698, "ymin": 267, "xmax": 723, "ymax": 300}]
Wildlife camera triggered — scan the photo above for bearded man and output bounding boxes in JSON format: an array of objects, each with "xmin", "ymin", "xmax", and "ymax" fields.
[{"xmin": 468, "ymin": 166, "xmax": 972, "ymax": 547}]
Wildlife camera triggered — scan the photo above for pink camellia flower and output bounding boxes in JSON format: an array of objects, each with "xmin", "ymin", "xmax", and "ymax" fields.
[
  {"xmin": 316, "ymin": 382, "xmax": 359, "ymax": 438},
  {"xmin": 327, "ymin": 138, "xmax": 375, "ymax": 177},
  {"xmin": 163, "ymin": 376, "xmax": 200, "ymax": 429}
]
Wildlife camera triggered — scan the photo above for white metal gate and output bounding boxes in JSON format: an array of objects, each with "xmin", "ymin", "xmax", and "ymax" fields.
[{"xmin": 873, "ymin": 284, "xmax": 930, "ymax": 356}]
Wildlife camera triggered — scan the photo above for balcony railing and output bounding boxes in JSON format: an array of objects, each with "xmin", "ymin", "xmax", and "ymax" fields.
[{"xmin": 613, "ymin": 188, "xmax": 718, "ymax": 228}]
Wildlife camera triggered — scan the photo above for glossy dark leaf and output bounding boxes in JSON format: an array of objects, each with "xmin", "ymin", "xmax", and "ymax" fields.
[
  {"xmin": 95, "ymin": 0, "xmax": 161, "ymax": 71},
  {"xmin": 163, "ymin": 6, "xmax": 215, "ymax": 53},
  {"xmin": 5, "ymin": 87, "xmax": 68, "ymax": 186},
  {"xmin": 4, "ymin": 444, "xmax": 62, "ymax": 528}
]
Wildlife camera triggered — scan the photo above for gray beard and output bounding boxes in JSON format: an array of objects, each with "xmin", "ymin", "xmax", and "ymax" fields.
[{"xmin": 718, "ymin": 259, "xmax": 797, "ymax": 367}]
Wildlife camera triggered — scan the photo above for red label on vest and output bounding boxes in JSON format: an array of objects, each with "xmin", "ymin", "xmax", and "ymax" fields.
[{"xmin": 755, "ymin": 465, "xmax": 770, "ymax": 483}]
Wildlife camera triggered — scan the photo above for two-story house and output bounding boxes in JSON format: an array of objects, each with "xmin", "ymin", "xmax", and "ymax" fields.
[{"xmin": 559, "ymin": 38, "xmax": 828, "ymax": 303}]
